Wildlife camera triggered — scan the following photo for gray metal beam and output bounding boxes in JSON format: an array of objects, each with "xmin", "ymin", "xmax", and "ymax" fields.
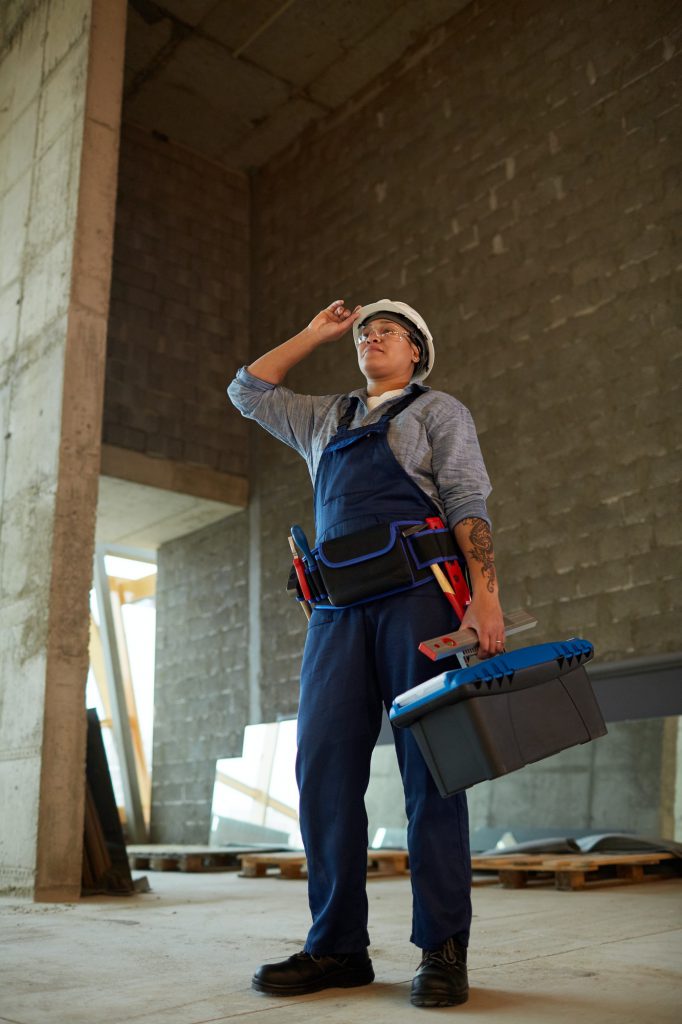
[{"xmin": 589, "ymin": 653, "xmax": 682, "ymax": 723}]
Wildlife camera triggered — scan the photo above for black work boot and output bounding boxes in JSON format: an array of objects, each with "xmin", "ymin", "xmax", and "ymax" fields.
[
  {"xmin": 410, "ymin": 936, "xmax": 469, "ymax": 1008},
  {"xmin": 252, "ymin": 949, "xmax": 375, "ymax": 996}
]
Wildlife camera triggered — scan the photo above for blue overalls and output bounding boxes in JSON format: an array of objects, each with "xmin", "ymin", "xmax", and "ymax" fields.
[{"xmin": 296, "ymin": 391, "xmax": 472, "ymax": 955}]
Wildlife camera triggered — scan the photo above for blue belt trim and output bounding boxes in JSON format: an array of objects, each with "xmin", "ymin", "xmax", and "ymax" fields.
[
  {"xmin": 311, "ymin": 575, "xmax": 436, "ymax": 611},
  {"xmin": 313, "ymin": 519, "xmax": 423, "ymax": 568}
]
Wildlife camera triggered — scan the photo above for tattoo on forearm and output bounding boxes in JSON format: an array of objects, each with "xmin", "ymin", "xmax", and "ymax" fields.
[{"xmin": 460, "ymin": 517, "xmax": 497, "ymax": 594}]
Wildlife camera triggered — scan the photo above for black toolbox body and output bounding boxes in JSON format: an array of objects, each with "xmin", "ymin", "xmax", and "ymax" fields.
[{"xmin": 390, "ymin": 639, "xmax": 606, "ymax": 797}]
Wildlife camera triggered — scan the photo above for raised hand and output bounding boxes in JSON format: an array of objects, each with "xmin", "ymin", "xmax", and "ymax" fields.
[
  {"xmin": 308, "ymin": 300, "xmax": 362, "ymax": 343},
  {"xmin": 247, "ymin": 300, "xmax": 363, "ymax": 385}
]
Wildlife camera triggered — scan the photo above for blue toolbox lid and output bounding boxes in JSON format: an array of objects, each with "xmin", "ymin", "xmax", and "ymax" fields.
[{"xmin": 390, "ymin": 639, "xmax": 594, "ymax": 728}]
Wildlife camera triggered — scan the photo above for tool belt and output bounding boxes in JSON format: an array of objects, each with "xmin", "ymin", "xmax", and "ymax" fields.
[{"xmin": 287, "ymin": 520, "xmax": 461, "ymax": 608}]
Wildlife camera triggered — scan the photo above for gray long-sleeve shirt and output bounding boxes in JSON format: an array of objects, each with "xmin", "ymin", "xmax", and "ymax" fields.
[{"xmin": 227, "ymin": 366, "xmax": 492, "ymax": 529}]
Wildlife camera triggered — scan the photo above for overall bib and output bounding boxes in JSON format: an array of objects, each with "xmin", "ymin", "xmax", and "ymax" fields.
[{"xmin": 296, "ymin": 392, "xmax": 472, "ymax": 955}]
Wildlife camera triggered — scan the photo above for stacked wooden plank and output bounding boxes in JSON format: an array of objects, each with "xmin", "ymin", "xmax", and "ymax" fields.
[{"xmin": 82, "ymin": 710, "xmax": 135, "ymax": 896}]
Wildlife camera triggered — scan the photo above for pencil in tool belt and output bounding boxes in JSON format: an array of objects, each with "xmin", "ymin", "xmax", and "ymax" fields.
[
  {"xmin": 402, "ymin": 520, "xmax": 468, "ymax": 621},
  {"xmin": 288, "ymin": 535, "xmax": 312, "ymax": 620},
  {"xmin": 430, "ymin": 563, "xmax": 466, "ymax": 621},
  {"xmin": 425, "ymin": 516, "xmax": 471, "ymax": 615}
]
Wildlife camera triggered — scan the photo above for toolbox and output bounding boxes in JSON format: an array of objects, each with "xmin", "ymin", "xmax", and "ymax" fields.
[{"xmin": 390, "ymin": 639, "xmax": 606, "ymax": 797}]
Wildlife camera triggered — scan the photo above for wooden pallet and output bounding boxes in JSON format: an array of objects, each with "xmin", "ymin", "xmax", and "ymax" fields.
[
  {"xmin": 238, "ymin": 849, "xmax": 412, "ymax": 880},
  {"xmin": 367, "ymin": 850, "xmax": 410, "ymax": 876},
  {"xmin": 128, "ymin": 845, "xmax": 679, "ymax": 891},
  {"xmin": 470, "ymin": 851, "xmax": 678, "ymax": 891},
  {"xmin": 127, "ymin": 845, "xmax": 285, "ymax": 873},
  {"xmin": 239, "ymin": 852, "xmax": 308, "ymax": 879}
]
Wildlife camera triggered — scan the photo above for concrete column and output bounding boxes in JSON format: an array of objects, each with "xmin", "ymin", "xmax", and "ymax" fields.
[{"xmin": 0, "ymin": 0, "xmax": 127, "ymax": 899}]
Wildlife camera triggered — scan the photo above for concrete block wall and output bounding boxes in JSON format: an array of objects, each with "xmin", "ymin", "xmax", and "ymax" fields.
[
  {"xmin": 104, "ymin": 123, "xmax": 250, "ymax": 475},
  {"xmin": 368, "ymin": 717, "xmax": 670, "ymax": 841},
  {"xmin": 148, "ymin": 0, "xmax": 680, "ymax": 840},
  {"xmin": 245, "ymin": 0, "xmax": 681, "ymax": 835},
  {"xmin": 250, "ymin": 0, "xmax": 681, "ymax": 655},
  {"xmin": 151, "ymin": 513, "xmax": 249, "ymax": 843},
  {"xmin": 107, "ymin": 128, "xmax": 254, "ymax": 842}
]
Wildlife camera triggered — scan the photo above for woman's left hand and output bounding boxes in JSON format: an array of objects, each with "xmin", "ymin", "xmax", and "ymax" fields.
[{"xmin": 459, "ymin": 592, "xmax": 506, "ymax": 659}]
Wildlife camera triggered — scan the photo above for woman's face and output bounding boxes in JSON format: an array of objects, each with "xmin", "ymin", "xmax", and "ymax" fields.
[{"xmin": 356, "ymin": 318, "xmax": 421, "ymax": 381}]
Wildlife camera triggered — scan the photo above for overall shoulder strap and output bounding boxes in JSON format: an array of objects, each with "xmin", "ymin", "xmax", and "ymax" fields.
[
  {"xmin": 380, "ymin": 389, "xmax": 425, "ymax": 424},
  {"xmin": 336, "ymin": 395, "xmax": 361, "ymax": 431}
]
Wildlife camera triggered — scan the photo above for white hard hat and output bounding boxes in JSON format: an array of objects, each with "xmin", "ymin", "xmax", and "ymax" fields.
[{"xmin": 353, "ymin": 299, "xmax": 435, "ymax": 382}]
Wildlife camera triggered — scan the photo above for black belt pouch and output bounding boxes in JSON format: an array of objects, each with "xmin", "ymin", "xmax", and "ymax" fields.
[{"xmin": 315, "ymin": 523, "xmax": 420, "ymax": 606}]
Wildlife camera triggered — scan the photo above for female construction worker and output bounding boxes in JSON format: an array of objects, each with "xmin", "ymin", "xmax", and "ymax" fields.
[{"xmin": 227, "ymin": 298, "xmax": 505, "ymax": 1008}]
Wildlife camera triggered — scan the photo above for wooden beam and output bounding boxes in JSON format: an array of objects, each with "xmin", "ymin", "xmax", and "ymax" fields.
[
  {"xmin": 93, "ymin": 551, "xmax": 147, "ymax": 842},
  {"xmin": 100, "ymin": 444, "xmax": 248, "ymax": 507},
  {"xmin": 109, "ymin": 589, "xmax": 151, "ymax": 823},
  {"xmin": 109, "ymin": 574, "xmax": 156, "ymax": 603},
  {"xmin": 214, "ymin": 770, "xmax": 299, "ymax": 822}
]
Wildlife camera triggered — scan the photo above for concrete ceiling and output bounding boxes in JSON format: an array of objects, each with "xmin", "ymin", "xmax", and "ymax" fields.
[
  {"xmin": 123, "ymin": 0, "xmax": 472, "ymax": 171},
  {"xmin": 96, "ymin": 475, "xmax": 242, "ymax": 549}
]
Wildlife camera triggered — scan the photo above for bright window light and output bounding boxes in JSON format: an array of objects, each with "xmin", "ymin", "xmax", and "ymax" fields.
[{"xmin": 104, "ymin": 555, "xmax": 157, "ymax": 580}]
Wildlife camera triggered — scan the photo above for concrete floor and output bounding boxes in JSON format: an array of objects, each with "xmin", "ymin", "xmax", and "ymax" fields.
[{"xmin": 1, "ymin": 872, "xmax": 680, "ymax": 1024}]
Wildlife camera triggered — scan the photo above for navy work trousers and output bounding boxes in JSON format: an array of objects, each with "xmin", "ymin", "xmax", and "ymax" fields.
[{"xmin": 296, "ymin": 584, "xmax": 472, "ymax": 954}]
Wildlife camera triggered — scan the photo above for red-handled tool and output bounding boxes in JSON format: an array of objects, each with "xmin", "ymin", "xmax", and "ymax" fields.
[
  {"xmin": 288, "ymin": 535, "xmax": 312, "ymax": 620},
  {"xmin": 425, "ymin": 516, "xmax": 471, "ymax": 615}
]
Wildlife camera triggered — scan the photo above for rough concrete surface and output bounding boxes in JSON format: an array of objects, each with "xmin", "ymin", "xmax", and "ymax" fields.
[
  {"xmin": 0, "ymin": 873, "xmax": 680, "ymax": 1023},
  {"xmin": 121, "ymin": 0, "xmax": 474, "ymax": 170},
  {"xmin": 0, "ymin": 0, "xmax": 92, "ymax": 897},
  {"xmin": 0, "ymin": 0, "xmax": 127, "ymax": 898}
]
